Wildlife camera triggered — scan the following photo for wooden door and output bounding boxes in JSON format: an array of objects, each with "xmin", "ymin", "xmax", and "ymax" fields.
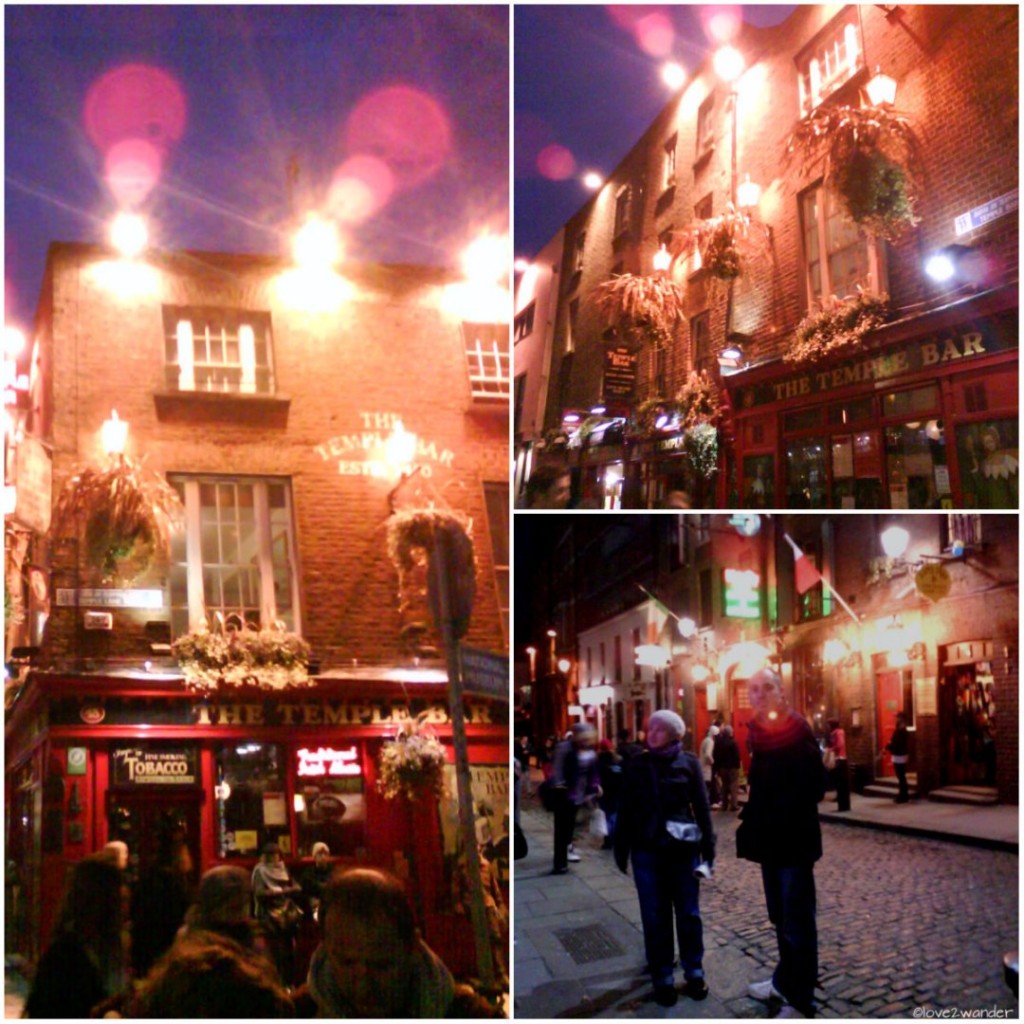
[{"xmin": 877, "ymin": 670, "xmax": 903, "ymax": 776}]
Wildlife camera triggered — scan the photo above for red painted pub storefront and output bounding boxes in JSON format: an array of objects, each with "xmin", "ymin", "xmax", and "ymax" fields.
[{"xmin": 4, "ymin": 667, "xmax": 508, "ymax": 976}]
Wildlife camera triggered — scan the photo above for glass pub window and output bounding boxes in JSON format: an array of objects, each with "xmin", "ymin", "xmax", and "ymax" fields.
[
  {"xmin": 163, "ymin": 306, "xmax": 274, "ymax": 395},
  {"xmin": 801, "ymin": 185, "xmax": 871, "ymax": 306},
  {"xmin": 168, "ymin": 476, "xmax": 300, "ymax": 637},
  {"xmin": 215, "ymin": 743, "xmax": 289, "ymax": 858},
  {"xmin": 797, "ymin": 11, "xmax": 864, "ymax": 116}
]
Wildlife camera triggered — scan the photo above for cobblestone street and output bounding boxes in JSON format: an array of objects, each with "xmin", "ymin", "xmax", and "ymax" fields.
[{"xmin": 515, "ymin": 803, "xmax": 1018, "ymax": 1018}]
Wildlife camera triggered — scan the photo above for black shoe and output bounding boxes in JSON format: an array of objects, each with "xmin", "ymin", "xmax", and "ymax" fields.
[
  {"xmin": 683, "ymin": 977, "xmax": 709, "ymax": 1001},
  {"xmin": 550, "ymin": 867, "xmax": 568, "ymax": 875},
  {"xmin": 653, "ymin": 985, "xmax": 678, "ymax": 1007}
]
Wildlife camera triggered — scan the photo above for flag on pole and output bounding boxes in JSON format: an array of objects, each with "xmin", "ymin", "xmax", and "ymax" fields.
[{"xmin": 784, "ymin": 534, "xmax": 823, "ymax": 594}]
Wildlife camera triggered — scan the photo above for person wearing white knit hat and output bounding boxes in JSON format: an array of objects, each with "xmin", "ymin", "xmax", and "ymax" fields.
[{"xmin": 614, "ymin": 709, "xmax": 714, "ymax": 1007}]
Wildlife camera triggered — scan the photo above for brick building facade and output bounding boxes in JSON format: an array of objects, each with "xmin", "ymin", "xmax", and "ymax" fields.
[
  {"xmin": 5, "ymin": 241, "xmax": 509, "ymax": 974},
  {"xmin": 526, "ymin": 5, "xmax": 1018, "ymax": 508}
]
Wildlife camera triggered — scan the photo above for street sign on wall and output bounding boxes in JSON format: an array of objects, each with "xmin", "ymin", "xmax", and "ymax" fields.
[{"xmin": 460, "ymin": 646, "xmax": 509, "ymax": 701}]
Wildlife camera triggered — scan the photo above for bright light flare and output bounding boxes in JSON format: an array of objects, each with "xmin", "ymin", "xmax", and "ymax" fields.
[
  {"xmin": 110, "ymin": 212, "xmax": 148, "ymax": 258},
  {"xmin": 582, "ymin": 171, "xmax": 603, "ymax": 190},
  {"xmin": 276, "ymin": 268, "xmax": 354, "ymax": 314},
  {"xmin": 327, "ymin": 155, "xmax": 394, "ymax": 224},
  {"xmin": 713, "ymin": 45, "xmax": 745, "ymax": 84},
  {"xmin": 384, "ymin": 420, "xmax": 418, "ymax": 474},
  {"xmin": 293, "ymin": 216, "xmax": 342, "ymax": 269},
  {"xmin": 105, "ymin": 138, "xmax": 162, "ymax": 207},
  {"xmin": 4, "ymin": 327, "xmax": 26, "ymax": 357},
  {"xmin": 101, "ymin": 409, "xmax": 129, "ymax": 457},
  {"xmin": 880, "ymin": 525, "xmax": 910, "ymax": 559},
  {"xmin": 537, "ymin": 144, "xmax": 575, "ymax": 181},
  {"xmin": 84, "ymin": 64, "xmax": 187, "ymax": 153},
  {"xmin": 513, "ymin": 258, "xmax": 531, "ymax": 274},
  {"xmin": 86, "ymin": 259, "xmax": 160, "ymax": 300},
  {"xmin": 634, "ymin": 12, "xmax": 673, "ymax": 56},
  {"xmin": 703, "ymin": 5, "xmax": 742, "ymax": 44},
  {"xmin": 461, "ymin": 233, "xmax": 509, "ymax": 286},
  {"xmin": 662, "ymin": 62, "xmax": 686, "ymax": 90},
  {"xmin": 924, "ymin": 253, "xmax": 956, "ymax": 283},
  {"xmin": 442, "ymin": 281, "xmax": 510, "ymax": 322}
]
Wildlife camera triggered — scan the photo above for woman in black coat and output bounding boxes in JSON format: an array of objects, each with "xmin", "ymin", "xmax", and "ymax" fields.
[{"xmin": 613, "ymin": 710, "xmax": 715, "ymax": 1007}]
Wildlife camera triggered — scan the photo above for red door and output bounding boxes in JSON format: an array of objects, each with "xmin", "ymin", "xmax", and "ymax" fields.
[
  {"xmin": 731, "ymin": 680, "xmax": 755, "ymax": 774},
  {"xmin": 877, "ymin": 670, "xmax": 903, "ymax": 777}
]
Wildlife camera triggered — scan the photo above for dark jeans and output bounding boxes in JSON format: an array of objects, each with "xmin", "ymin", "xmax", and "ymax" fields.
[
  {"xmin": 761, "ymin": 863, "xmax": 817, "ymax": 1016},
  {"xmin": 553, "ymin": 793, "xmax": 579, "ymax": 870},
  {"xmin": 894, "ymin": 760, "xmax": 910, "ymax": 801},
  {"xmin": 631, "ymin": 848, "xmax": 704, "ymax": 987},
  {"xmin": 834, "ymin": 757, "xmax": 850, "ymax": 812}
]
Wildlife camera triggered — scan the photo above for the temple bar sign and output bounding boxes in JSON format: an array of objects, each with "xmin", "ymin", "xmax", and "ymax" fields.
[{"xmin": 735, "ymin": 318, "xmax": 1016, "ymax": 409}]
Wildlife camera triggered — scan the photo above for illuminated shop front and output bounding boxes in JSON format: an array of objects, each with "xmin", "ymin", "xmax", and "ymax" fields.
[
  {"xmin": 4, "ymin": 670, "xmax": 508, "ymax": 972},
  {"xmin": 724, "ymin": 288, "xmax": 1018, "ymax": 509}
]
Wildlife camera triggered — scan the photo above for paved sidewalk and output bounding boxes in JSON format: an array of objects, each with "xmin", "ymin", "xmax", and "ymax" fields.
[{"xmin": 514, "ymin": 776, "xmax": 1018, "ymax": 1019}]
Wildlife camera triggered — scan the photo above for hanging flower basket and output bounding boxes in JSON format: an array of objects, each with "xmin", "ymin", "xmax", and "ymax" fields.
[
  {"xmin": 171, "ymin": 619, "xmax": 312, "ymax": 692},
  {"xmin": 785, "ymin": 103, "xmax": 922, "ymax": 240},
  {"xmin": 786, "ymin": 291, "xmax": 895, "ymax": 365},
  {"xmin": 626, "ymin": 397, "xmax": 677, "ymax": 440},
  {"xmin": 50, "ymin": 457, "xmax": 184, "ymax": 584},
  {"xmin": 672, "ymin": 207, "xmax": 766, "ymax": 283},
  {"xmin": 592, "ymin": 273, "xmax": 685, "ymax": 349},
  {"xmin": 676, "ymin": 370, "xmax": 721, "ymax": 430},
  {"xmin": 377, "ymin": 720, "xmax": 447, "ymax": 802},
  {"xmin": 387, "ymin": 509, "xmax": 475, "ymax": 639},
  {"xmin": 684, "ymin": 422, "xmax": 719, "ymax": 481}
]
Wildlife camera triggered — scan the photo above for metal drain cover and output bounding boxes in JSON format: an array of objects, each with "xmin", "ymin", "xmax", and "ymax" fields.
[{"xmin": 555, "ymin": 924, "xmax": 627, "ymax": 964}]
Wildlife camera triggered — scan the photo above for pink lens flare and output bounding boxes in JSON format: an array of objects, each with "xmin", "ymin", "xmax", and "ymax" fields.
[
  {"xmin": 105, "ymin": 138, "xmax": 163, "ymax": 207},
  {"xmin": 84, "ymin": 64, "xmax": 187, "ymax": 154},
  {"xmin": 344, "ymin": 86, "xmax": 451, "ymax": 191},
  {"xmin": 327, "ymin": 155, "xmax": 395, "ymax": 224},
  {"xmin": 537, "ymin": 144, "xmax": 575, "ymax": 181}
]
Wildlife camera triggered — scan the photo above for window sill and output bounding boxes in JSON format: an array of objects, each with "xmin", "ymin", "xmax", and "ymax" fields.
[
  {"xmin": 467, "ymin": 396, "xmax": 510, "ymax": 415},
  {"xmin": 153, "ymin": 390, "xmax": 291, "ymax": 428},
  {"xmin": 692, "ymin": 146, "xmax": 715, "ymax": 171}
]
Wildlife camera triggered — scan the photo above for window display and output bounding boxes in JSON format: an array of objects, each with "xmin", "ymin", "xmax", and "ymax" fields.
[
  {"xmin": 956, "ymin": 418, "xmax": 1019, "ymax": 509},
  {"xmin": 785, "ymin": 438, "xmax": 827, "ymax": 508},
  {"xmin": 885, "ymin": 422, "xmax": 946, "ymax": 508},
  {"xmin": 216, "ymin": 743, "xmax": 289, "ymax": 857}
]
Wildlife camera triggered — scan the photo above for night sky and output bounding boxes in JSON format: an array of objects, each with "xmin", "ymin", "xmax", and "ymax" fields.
[
  {"xmin": 4, "ymin": 5, "xmax": 509, "ymax": 327},
  {"xmin": 514, "ymin": 4, "xmax": 796, "ymax": 260}
]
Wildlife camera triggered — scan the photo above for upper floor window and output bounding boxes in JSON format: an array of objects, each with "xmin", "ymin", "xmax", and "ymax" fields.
[
  {"xmin": 944, "ymin": 514, "xmax": 983, "ymax": 550},
  {"xmin": 168, "ymin": 476, "xmax": 300, "ymax": 638},
  {"xmin": 691, "ymin": 311, "xmax": 712, "ymax": 375},
  {"xmin": 797, "ymin": 9, "xmax": 864, "ymax": 117},
  {"xmin": 800, "ymin": 183, "xmax": 877, "ymax": 306},
  {"xmin": 573, "ymin": 232, "xmax": 586, "ymax": 273},
  {"xmin": 514, "ymin": 301, "xmax": 535, "ymax": 343},
  {"xmin": 613, "ymin": 186, "xmax": 631, "ymax": 239},
  {"xmin": 163, "ymin": 306, "xmax": 274, "ymax": 395},
  {"xmin": 483, "ymin": 481, "xmax": 509, "ymax": 646},
  {"xmin": 462, "ymin": 323, "xmax": 509, "ymax": 401},
  {"xmin": 663, "ymin": 134, "xmax": 678, "ymax": 190},
  {"xmin": 696, "ymin": 93, "xmax": 715, "ymax": 158},
  {"xmin": 566, "ymin": 299, "xmax": 579, "ymax": 354}
]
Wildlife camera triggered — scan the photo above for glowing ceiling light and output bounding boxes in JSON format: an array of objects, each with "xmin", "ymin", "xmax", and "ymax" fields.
[
  {"xmin": 4, "ymin": 327, "xmax": 26, "ymax": 357},
  {"xmin": 662, "ymin": 62, "xmax": 686, "ymax": 90},
  {"xmin": 110, "ymin": 212, "xmax": 148, "ymax": 258},
  {"xmin": 293, "ymin": 216, "xmax": 342, "ymax": 269}
]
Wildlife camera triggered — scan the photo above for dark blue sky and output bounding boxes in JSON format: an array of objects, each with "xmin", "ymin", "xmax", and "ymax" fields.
[
  {"xmin": 5, "ymin": 5, "xmax": 508, "ymax": 326},
  {"xmin": 514, "ymin": 4, "xmax": 796, "ymax": 260}
]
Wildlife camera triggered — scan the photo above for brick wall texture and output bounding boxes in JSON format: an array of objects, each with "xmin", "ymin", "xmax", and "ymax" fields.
[
  {"xmin": 545, "ymin": 4, "xmax": 1018, "ymax": 425},
  {"xmin": 39, "ymin": 244, "xmax": 508, "ymax": 668}
]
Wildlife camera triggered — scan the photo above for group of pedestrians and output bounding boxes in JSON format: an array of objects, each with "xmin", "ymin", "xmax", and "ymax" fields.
[
  {"xmin": 543, "ymin": 666, "xmax": 825, "ymax": 1017},
  {"xmin": 24, "ymin": 838, "xmax": 500, "ymax": 1019}
]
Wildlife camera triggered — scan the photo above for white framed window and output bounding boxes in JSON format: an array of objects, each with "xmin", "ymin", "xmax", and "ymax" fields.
[
  {"xmin": 696, "ymin": 93, "xmax": 714, "ymax": 157},
  {"xmin": 168, "ymin": 476, "xmax": 301, "ymax": 637},
  {"xmin": 462, "ymin": 323, "xmax": 510, "ymax": 401},
  {"xmin": 483, "ymin": 481, "xmax": 509, "ymax": 646},
  {"xmin": 800, "ymin": 183, "xmax": 881, "ymax": 306},
  {"xmin": 163, "ymin": 306, "xmax": 274, "ymax": 395},
  {"xmin": 613, "ymin": 186, "xmax": 631, "ymax": 239},
  {"xmin": 566, "ymin": 299, "xmax": 579, "ymax": 354},
  {"xmin": 573, "ymin": 232, "xmax": 586, "ymax": 273},
  {"xmin": 663, "ymin": 134, "xmax": 678, "ymax": 190},
  {"xmin": 797, "ymin": 9, "xmax": 864, "ymax": 117}
]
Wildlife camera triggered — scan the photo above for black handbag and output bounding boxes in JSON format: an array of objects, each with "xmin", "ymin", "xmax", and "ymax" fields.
[{"xmin": 265, "ymin": 896, "xmax": 304, "ymax": 933}]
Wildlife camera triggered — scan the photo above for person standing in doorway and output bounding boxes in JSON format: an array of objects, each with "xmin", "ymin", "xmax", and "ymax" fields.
[
  {"xmin": 714, "ymin": 724, "xmax": 742, "ymax": 811},
  {"xmin": 827, "ymin": 719, "xmax": 850, "ymax": 812},
  {"xmin": 737, "ymin": 667, "xmax": 825, "ymax": 1019},
  {"xmin": 886, "ymin": 712, "xmax": 911, "ymax": 803}
]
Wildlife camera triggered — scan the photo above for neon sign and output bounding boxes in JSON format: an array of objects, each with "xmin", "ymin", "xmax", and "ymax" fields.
[
  {"xmin": 297, "ymin": 746, "xmax": 361, "ymax": 778},
  {"xmin": 724, "ymin": 568, "xmax": 761, "ymax": 619}
]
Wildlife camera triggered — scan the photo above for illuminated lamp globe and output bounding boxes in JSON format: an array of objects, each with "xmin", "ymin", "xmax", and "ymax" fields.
[
  {"xmin": 513, "ymin": 258, "xmax": 530, "ymax": 274},
  {"xmin": 713, "ymin": 45, "xmax": 745, "ymax": 84},
  {"xmin": 880, "ymin": 525, "xmax": 910, "ymax": 559},
  {"xmin": 101, "ymin": 410, "xmax": 129, "ymax": 457},
  {"xmin": 582, "ymin": 172, "xmax": 603, "ymax": 190},
  {"xmin": 461, "ymin": 233, "xmax": 509, "ymax": 285},
  {"xmin": 557, "ymin": 658, "xmax": 572, "ymax": 674},
  {"xmin": 384, "ymin": 420, "xmax": 417, "ymax": 473},
  {"xmin": 662, "ymin": 62, "xmax": 686, "ymax": 90},
  {"xmin": 590, "ymin": 404, "xmax": 607, "ymax": 415},
  {"xmin": 691, "ymin": 664, "xmax": 711, "ymax": 683},
  {"xmin": 110, "ymin": 212, "xmax": 148, "ymax": 258},
  {"xmin": 677, "ymin": 616, "xmax": 697, "ymax": 638},
  {"xmin": 865, "ymin": 67, "xmax": 897, "ymax": 107},
  {"xmin": 653, "ymin": 244, "xmax": 672, "ymax": 273},
  {"xmin": 4, "ymin": 327, "xmax": 26, "ymax": 357},
  {"xmin": 546, "ymin": 629, "xmax": 558, "ymax": 638},
  {"xmin": 924, "ymin": 252, "xmax": 956, "ymax": 283},
  {"xmin": 736, "ymin": 174, "xmax": 761, "ymax": 212}
]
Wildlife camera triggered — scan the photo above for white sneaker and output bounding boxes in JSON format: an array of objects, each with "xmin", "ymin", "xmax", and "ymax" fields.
[
  {"xmin": 567, "ymin": 849, "xmax": 582, "ymax": 862},
  {"xmin": 775, "ymin": 1006, "xmax": 806, "ymax": 1019},
  {"xmin": 747, "ymin": 979, "xmax": 784, "ymax": 1002}
]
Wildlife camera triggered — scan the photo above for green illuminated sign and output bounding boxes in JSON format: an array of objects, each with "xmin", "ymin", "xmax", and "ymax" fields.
[{"xmin": 724, "ymin": 568, "xmax": 760, "ymax": 618}]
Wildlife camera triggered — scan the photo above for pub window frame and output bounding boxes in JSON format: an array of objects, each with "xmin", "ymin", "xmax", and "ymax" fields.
[
  {"xmin": 462, "ymin": 322, "xmax": 510, "ymax": 401},
  {"xmin": 796, "ymin": 7, "xmax": 865, "ymax": 117},
  {"xmin": 613, "ymin": 185, "xmax": 631, "ymax": 240},
  {"xmin": 663, "ymin": 133, "xmax": 678, "ymax": 191}
]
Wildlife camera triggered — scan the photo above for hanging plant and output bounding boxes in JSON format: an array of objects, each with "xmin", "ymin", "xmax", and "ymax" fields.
[
  {"xmin": 675, "ymin": 370, "xmax": 721, "ymax": 430},
  {"xmin": 387, "ymin": 509, "xmax": 475, "ymax": 639},
  {"xmin": 785, "ymin": 103, "xmax": 922, "ymax": 240},
  {"xmin": 592, "ymin": 273, "xmax": 685, "ymax": 349},
  {"xmin": 50, "ymin": 457, "xmax": 184, "ymax": 584},
  {"xmin": 672, "ymin": 207, "xmax": 767, "ymax": 282},
  {"xmin": 626, "ymin": 397, "xmax": 678, "ymax": 440},
  {"xmin": 684, "ymin": 422, "xmax": 719, "ymax": 480},
  {"xmin": 377, "ymin": 718, "xmax": 447, "ymax": 802},
  {"xmin": 786, "ymin": 291, "xmax": 895, "ymax": 365},
  {"xmin": 171, "ymin": 618, "xmax": 312, "ymax": 692}
]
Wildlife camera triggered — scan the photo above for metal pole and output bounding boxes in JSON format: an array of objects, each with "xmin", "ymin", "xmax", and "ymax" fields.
[{"xmin": 432, "ymin": 531, "xmax": 496, "ymax": 989}]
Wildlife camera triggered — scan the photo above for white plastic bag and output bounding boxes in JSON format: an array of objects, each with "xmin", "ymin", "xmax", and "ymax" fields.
[{"xmin": 589, "ymin": 807, "xmax": 608, "ymax": 839}]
